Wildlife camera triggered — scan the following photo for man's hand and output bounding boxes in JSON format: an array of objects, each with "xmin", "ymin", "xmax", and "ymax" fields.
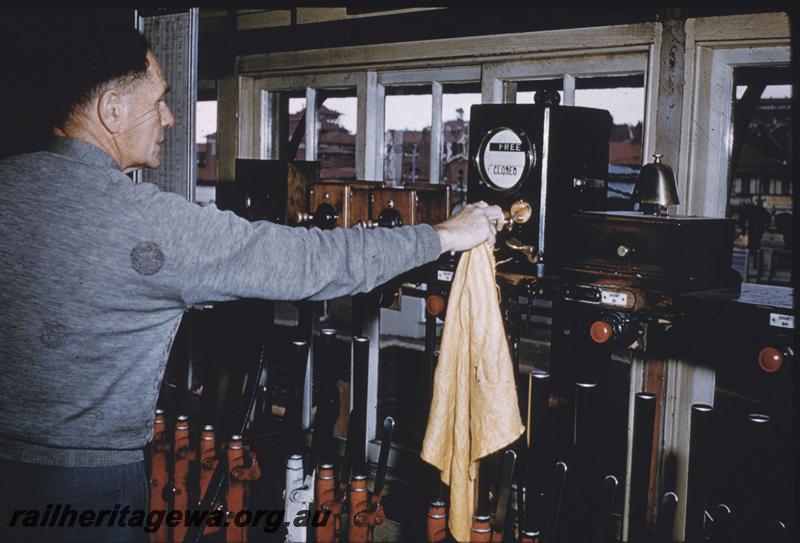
[{"xmin": 433, "ymin": 201, "xmax": 505, "ymax": 254}]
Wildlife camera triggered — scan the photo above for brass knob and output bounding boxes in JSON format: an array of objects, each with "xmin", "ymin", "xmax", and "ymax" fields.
[
  {"xmin": 501, "ymin": 200, "xmax": 533, "ymax": 230},
  {"xmin": 295, "ymin": 211, "xmax": 313, "ymax": 224},
  {"xmin": 617, "ymin": 245, "xmax": 631, "ymax": 258}
]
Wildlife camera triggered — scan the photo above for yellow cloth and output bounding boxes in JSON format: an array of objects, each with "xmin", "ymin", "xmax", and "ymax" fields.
[{"xmin": 420, "ymin": 243, "xmax": 525, "ymax": 542}]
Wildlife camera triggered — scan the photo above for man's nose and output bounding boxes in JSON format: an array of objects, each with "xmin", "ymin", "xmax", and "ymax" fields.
[{"xmin": 162, "ymin": 104, "xmax": 175, "ymax": 128}]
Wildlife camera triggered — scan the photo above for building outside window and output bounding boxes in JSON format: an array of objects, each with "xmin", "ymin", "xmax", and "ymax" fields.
[
  {"xmin": 283, "ymin": 93, "xmax": 357, "ymax": 181},
  {"xmin": 441, "ymin": 84, "xmax": 481, "ymax": 211},
  {"xmin": 195, "ymin": 100, "xmax": 217, "ymax": 205},
  {"xmin": 384, "ymin": 86, "xmax": 432, "ymax": 185},
  {"xmin": 574, "ymin": 75, "xmax": 645, "ymax": 209},
  {"xmin": 727, "ymin": 67, "xmax": 792, "ymax": 284}
]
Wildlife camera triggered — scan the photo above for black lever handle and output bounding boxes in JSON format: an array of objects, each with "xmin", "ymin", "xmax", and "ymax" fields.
[
  {"xmin": 310, "ymin": 328, "xmax": 339, "ymax": 467},
  {"xmin": 350, "ymin": 336, "xmax": 370, "ymax": 475},
  {"xmin": 590, "ymin": 475, "xmax": 619, "ymax": 543},
  {"xmin": 493, "ymin": 449, "xmax": 517, "ymax": 539},
  {"xmin": 370, "ymin": 416, "xmax": 396, "ymax": 507},
  {"xmin": 653, "ymin": 492, "xmax": 678, "ymax": 543},
  {"xmin": 544, "ymin": 461, "xmax": 568, "ymax": 543},
  {"xmin": 686, "ymin": 404, "xmax": 713, "ymax": 543},
  {"xmin": 708, "ymin": 504, "xmax": 733, "ymax": 543}
]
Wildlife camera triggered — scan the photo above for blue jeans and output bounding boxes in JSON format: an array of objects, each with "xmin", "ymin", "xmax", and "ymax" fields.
[{"xmin": 0, "ymin": 458, "xmax": 148, "ymax": 543}]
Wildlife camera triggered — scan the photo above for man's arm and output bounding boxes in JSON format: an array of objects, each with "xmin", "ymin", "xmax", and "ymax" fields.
[{"xmin": 137, "ymin": 184, "xmax": 503, "ymax": 307}]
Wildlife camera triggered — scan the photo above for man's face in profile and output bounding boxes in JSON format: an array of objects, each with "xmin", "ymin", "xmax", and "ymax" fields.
[{"xmin": 116, "ymin": 50, "xmax": 174, "ymax": 172}]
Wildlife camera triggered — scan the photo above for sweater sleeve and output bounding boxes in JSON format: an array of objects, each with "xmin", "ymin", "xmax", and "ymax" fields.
[{"xmin": 135, "ymin": 184, "xmax": 441, "ymax": 307}]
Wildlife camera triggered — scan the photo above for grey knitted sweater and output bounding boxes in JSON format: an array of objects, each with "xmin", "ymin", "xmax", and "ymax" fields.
[{"xmin": 0, "ymin": 138, "xmax": 440, "ymax": 467}]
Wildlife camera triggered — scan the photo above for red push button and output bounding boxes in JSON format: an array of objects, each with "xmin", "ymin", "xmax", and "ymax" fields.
[
  {"xmin": 426, "ymin": 295, "xmax": 446, "ymax": 317},
  {"xmin": 590, "ymin": 321, "xmax": 613, "ymax": 344},
  {"xmin": 758, "ymin": 346, "xmax": 783, "ymax": 373}
]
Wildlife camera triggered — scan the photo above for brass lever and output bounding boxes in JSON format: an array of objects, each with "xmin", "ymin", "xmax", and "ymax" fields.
[
  {"xmin": 296, "ymin": 203, "xmax": 339, "ymax": 229},
  {"xmin": 295, "ymin": 211, "xmax": 313, "ymax": 225},
  {"xmin": 506, "ymin": 237, "xmax": 539, "ymax": 264}
]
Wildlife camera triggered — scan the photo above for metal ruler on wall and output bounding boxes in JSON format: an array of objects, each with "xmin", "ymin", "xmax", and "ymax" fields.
[{"xmin": 135, "ymin": 8, "xmax": 199, "ymax": 202}]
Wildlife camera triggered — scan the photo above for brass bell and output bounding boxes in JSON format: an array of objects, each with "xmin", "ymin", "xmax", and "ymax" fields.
[{"xmin": 633, "ymin": 154, "xmax": 679, "ymax": 215}]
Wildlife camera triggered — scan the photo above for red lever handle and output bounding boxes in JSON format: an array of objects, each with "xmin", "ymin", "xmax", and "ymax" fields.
[
  {"xmin": 590, "ymin": 321, "xmax": 613, "ymax": 344},
  {"xmin": 758, "ymin": 346, "xmax": 783, "ymax": 373},
  {"xmin": 426, "ymin": 295, "xmax": 446, "ymax": 317}
]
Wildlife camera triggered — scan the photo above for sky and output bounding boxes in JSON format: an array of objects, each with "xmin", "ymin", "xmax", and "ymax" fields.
[
  {"xmin": 196, "ymin": 101, "xmax": 217, "ymax": 143},
  {"xmin": 197, "ymin": 84, "xmax": 792, "ymax": 142}
]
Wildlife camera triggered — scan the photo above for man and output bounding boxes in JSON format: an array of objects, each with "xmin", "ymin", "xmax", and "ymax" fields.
[{"xmin": 0, "ymin": 24, "xmax": 503, "ymax": 542}]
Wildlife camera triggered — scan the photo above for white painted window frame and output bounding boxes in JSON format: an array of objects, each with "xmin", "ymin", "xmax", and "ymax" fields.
[
  {"xmin": 247, "ymin": 23, "xmax": 658, "ymax": 184},
  {"xmin": 679, "ymin": 13, "xmax": 790, "ymax": 218},
  {"xmin": 682, "ymin": 45, "xmax": 790, "ymax": 217},
  {"xmin": 482, "ymin": 49, "xmax": 658, "ymax": 162},
  {"xmin": 662, "ymin": 13, "xmax": 789, "ymax": 541},
  {"xmin": 254, "ymin": 72, "xmax": 364, "ymax": 167},
  {"xmin": 378, "ymin": 66, "xmax": 481, "ymax": 183}
]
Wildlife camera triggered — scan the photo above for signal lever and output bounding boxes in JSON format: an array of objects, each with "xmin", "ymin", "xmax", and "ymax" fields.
[
  {"xmin": 349, "ymin": 416, "xmax": 396, "ymax": 542},
  {"xmin": 314, "ymin": 404, "xmax": 361, "ymax": 543},
  {"xmin": 470, "ymin": 450, "xmax": 517, "ymax": 543},
  {"xmin": 492, "ymin": 449, "xmax": 517, "ymax": 543}
]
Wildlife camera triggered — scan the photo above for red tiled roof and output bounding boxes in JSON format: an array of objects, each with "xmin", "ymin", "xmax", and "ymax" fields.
[
  {"xmin": 320, "ymin": 131, "xmax": 356, "ymax": 145},
  {"xmin": 609, "ymin": 140, "xmax": 642, "ymax": 167}
]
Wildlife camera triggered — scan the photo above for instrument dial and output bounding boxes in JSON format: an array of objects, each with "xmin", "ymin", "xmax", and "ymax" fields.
[{"xmin": 475, "ymin": 126, "xmax": 535, "ymax": 192}]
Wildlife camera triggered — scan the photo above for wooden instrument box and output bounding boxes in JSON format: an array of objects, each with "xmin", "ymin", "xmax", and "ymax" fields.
[
  {"xmin": 404, "ymin": 182, "xmax": 452, "ymax": 225},
  {"xmin": 307, "ymin": 180, "xmax": 382, "ymax": 228},
  {"xmin": 216, "ymin": 160, "xmax": 320, "ymax": 224},
  {"xmin": 370, "ymin": 184, "xmax": 452, "ymax": 226},
  {"xmin": 558, "ymin": 211, "xmax": 740, "ymax": 295}
]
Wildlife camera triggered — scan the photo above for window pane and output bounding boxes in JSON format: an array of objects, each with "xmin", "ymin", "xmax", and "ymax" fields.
[
  {"xmin": 575, "ymin": 75, "xmax": 645, "ymax": 208},
  {"xmin": 729, "ymin": 66, "xmax": 792, "ymax": 285},
  {"xmin": 442, "ymin": 84, "xmax": 481, "ymax": 212},
  {"xmin": 515, "ymin": 79, "xmax": 564, "ymax": 105},
  {"xmin": 272, "ymin": 90, "xmax": 356, "ymax": 180},
  {"xmin": 319, "ymin": 94, "xmax": 357, "ymax": 181},
  {"xmin": 195, "ymin": 100, "xmax": 217, "ymax": 204},
  {"xmin": 384, "ymin": 86, "xmax": 432, "ymax": 186},
  {"xmin": 288, "ymin": 96, "xmax": 307, "ymax": 160}
]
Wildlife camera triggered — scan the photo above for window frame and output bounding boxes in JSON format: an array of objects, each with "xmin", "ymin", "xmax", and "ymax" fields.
[
  {"xmin": 679, "ymin": 14, "xmax": 790, "ymax": 218},
  {"xmin": 484, "ymin": 49, "xmax": 656, "ymax": 170},
  {"xmin": 246, "ymin": 23, "xmax": 658, "ymax": 182}
]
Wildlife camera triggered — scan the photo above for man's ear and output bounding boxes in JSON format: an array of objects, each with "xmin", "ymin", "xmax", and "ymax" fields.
[{"xmin": 97, "ymin": 88, "xmax": 124, "ymax": 134}]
